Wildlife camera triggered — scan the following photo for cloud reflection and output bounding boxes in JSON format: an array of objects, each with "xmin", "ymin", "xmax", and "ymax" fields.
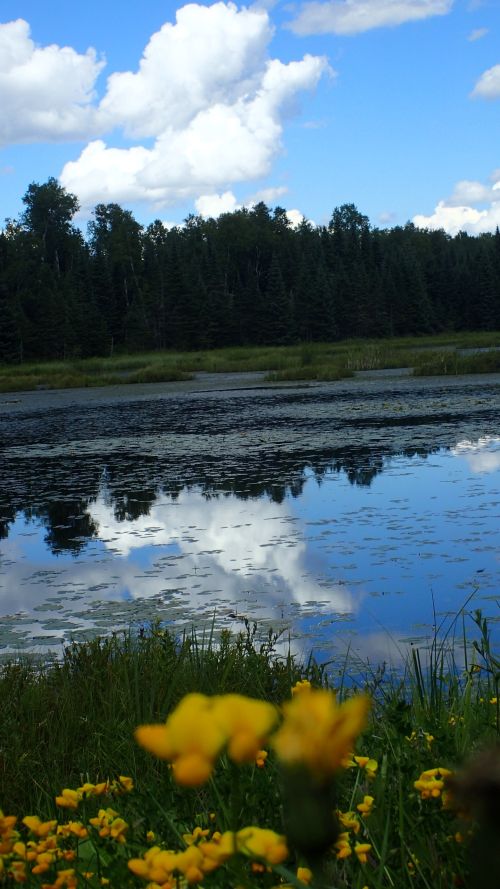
[
  {"xmin": 452, "ymin": 436, "xmax": 500, "ymax": 474},
  {"xmin": 0, "ymin": 487, "xmax": 353, "ymax": 652}
]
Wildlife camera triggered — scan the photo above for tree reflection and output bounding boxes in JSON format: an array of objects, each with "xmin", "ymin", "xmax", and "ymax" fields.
[{"xmin": 0, "ymin": 443, "xmax": 440, "ymax": 551}]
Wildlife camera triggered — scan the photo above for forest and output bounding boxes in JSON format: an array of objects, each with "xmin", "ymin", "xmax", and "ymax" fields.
[{"xmin": 1, "ymin": 177, "xmax": 499, "ymax": 363}]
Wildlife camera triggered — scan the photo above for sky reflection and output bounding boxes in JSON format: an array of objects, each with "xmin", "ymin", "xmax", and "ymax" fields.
[{"xmin": 1, "ymin": 435, "xmax": 498, "ymax": 664}]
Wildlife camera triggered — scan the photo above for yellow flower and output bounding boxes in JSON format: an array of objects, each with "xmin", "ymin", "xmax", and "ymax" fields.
[
  {"xmin": 337, "ymin": 810, "xmax": 361, "ymax": 833},
  {"xmin": 357, "ymin": 795, "xmax": 375, "ymax": 817},
  {"xmin": 256, "ymin": 749, "xmax": 268, "ymax": 768},
  {"xmin": 32, "ymin": 851, "xmax": 54, "ymax": 874},
  {"xmin": 136, "ymin": 692, "xmax": 277, "ymax": 783},
  {"xmin": 12, "ymin": 840, "xmax": 27, "ymax": 859},
  {"xmin": 55, "ymin": 789, "xmax": 80, "ymax": 810},
  {"xmin": 117, "ymin": 775, "xmax": 134, "ymax": 792},
  {"xmin": 236, "ymin": 827, "xmax": 288, "ymax": 865},
  {"xmin": 129, "ymin": 843, "xmax": 208, "ymax": 884},
  {"xmin": 22, "ymin": 817, "xmax": 57, "ymax": 838},
  {"xmin": 291, "ymin": 680, "xmax": 312, "ymax": 696},
  {"xmin": 354, "ymin": 842, "xmax": 372, "ymax": 864},
  {"xmin": 135, "ymin": 693, "xmax": 227, "ymax": 786},
  {"xmin": 213, "ymin": 695, "xmax": 278, "ymax": 763},
  {"xmin": 89, "ymin": 808, "xmax": 128, "ymax": 843},
  {"xmin": 335, "ymin": 832, "xmax": 352, "ymax": 859},
  {"xmin": 414, "ymin": 767, "xmax": 453, "ymax": 799},
  {"xmin": 344, "ymin": 754, "xmax": 378, "ymax": 779},
  {"xmin": 273, "ymin": 689, "xmax": 370, "ymax": 777},
  {"xmin": 173, "ymin": 752, "xmax": 214, "ymax": 786},
  {"xmin": 297, "ymin": 866, "xmax": 313, "ymax": 884},
  {"xmin": 182, "ymin": 826, "xmax": 210, "ymax": 845},
  {"xmin": 40, "ymin": 867, "xmax": 78, "ymax": 889},
  {"xmin": 201, "ymin": 831, "xmax": 237, "ymax": 870},
  {"xmin": 57, "ymin": 822, "xmax": 88, "ymax": 840}
]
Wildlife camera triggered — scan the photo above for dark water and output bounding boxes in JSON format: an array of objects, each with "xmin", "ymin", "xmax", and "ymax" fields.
[{"xmin": 0, "ymin": 372, "xmax": 499, "ymax": 664}]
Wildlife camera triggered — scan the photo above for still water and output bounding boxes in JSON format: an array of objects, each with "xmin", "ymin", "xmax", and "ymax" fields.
[{"xmin": 1, "ymin": 372, "xmax": 499, "ymax": 664}]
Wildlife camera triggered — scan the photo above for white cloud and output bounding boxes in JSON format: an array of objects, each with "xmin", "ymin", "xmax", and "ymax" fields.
[
  {"xmin": 195, "ymin": 191, "xmax": 240, "ymax": 217},
  {"xmin": 194, "ymin": 188, "xmax": 308, "ymax": 222},
  {"xmin": 472, "ymin": 63, "xmax": 500, "ymax": 98},
  {"xmin": 467, "ymin": 27, "xmax": 488, "ymax": 41},
  {"xmin": 60, "ymin": 140, "xmax": 152, "ymax": 203},
  {"xmin": 413, "ymin": 201, "xmax": 499, "ymax": 235},
  {"xmin": 0, "ymin": 6, "xmax": 329, "ymax": 210},
  {"xmin": 413, "ymin": 169, "xmax": 500, "ymax": 234},
  {"xmin": 447, "ymin": 179, "xmax": 493, "ymax": 206},
  {"xmin": 288, "ymin": 0, "xmax": 453, "ymax": 36},
  {"xmin": 286, "ymin": 208, "xmax": 306, "ymax": 227},
  {"xmin": 98, "ymin": 3, "xmax": 272, "ymax": 137},
  {"xmin": 248, "ymin": 185, "xmax": 288, "ymax": 204},
  {"xmin": 0, "ymin": 19, "xmax": 104, "ymax": 145},
  {"xmin": 58, "ymin": 3, "xmax": 329, "ymax": 208}
]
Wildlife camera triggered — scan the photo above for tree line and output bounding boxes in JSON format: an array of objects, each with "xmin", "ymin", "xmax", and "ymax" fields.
[{"xmin": 1, "ymin": 178, "xmax": 499, "ymax": 362}]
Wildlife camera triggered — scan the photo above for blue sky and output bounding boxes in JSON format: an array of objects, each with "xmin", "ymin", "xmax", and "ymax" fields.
[{"xmin": 1, "ymin": 0, "xmax": 500, "ymax": 233}]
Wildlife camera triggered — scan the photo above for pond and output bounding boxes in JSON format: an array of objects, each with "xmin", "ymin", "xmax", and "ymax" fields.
[{"xmin": 0, "ymin": 371, "xmax": 499, "ymax": 667}]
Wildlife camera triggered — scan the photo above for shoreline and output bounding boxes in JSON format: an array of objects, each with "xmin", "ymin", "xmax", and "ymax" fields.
[{"xmin": 1, "ymin": 366, "xmax": 500, "ymax": 416}]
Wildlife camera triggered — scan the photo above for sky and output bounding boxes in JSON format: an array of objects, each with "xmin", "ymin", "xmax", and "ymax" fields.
[{"xmin": 1, "ymin": 0, "xmax": 500, "ymax": 234}]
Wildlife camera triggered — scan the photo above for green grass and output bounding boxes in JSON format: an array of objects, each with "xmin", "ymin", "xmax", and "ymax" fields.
[
  {"xmin": 0, "ymin": 615, "xmax": 499, "ymax": 888},
  {"xmin": 1, "ymin": 332, "xmax": 499, "ymax": 392},
  {"xmin": 414, "ymin": 349, "xmax": 500, "ymax": 376}
]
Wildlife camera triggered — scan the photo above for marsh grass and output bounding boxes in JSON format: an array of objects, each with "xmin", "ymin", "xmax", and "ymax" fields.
[
  {"xmin": 0, "ymin": 622, "xmax": 320, "ymax": 816},
  {"xmin": 0, "ymin": 332, "xmax": 499, "ymax": 392},
  {"xmin": 414, "ymin": 349, "xmax": 500, "ymax": 376}
]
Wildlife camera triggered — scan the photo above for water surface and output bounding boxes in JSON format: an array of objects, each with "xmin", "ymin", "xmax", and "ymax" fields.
[{"xmin": 1, "ymin": 372, "xmax": 499, "ymax": 664}]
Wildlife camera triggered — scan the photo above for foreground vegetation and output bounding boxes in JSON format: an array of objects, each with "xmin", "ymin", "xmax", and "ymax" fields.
[
  {"xmin": 0, "ymin": 331, "xmax": 499, "ymax": 392},
  {"xmin": 1, "ymin": 616, "xmax": 500, "ymax": 888}
]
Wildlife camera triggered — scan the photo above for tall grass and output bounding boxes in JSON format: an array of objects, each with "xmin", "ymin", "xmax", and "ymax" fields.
[
  {"xmin": 0, "ymin": 622, "xmax": 322, "ymax": 815},
  {"xmin": 1, "ymin": 332, "xmax": 499, "ymax": 392}
]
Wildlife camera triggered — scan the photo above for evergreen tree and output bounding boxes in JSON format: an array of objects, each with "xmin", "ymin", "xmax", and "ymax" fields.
[
  {"xmin": 0, "ymin": 283, "xmax": 21, "ymax": 363},
  {"xmin": 263, "ymin": 253, "xmax": 291, "ymax": 344}
]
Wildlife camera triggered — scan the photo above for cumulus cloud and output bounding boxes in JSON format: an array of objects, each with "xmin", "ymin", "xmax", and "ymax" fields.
[
  {"xmin": 58, "ymin": 3, "xmax": 329, "ymax": 208},
  {"xmin": 288, "ymin": 0, "xmax": 453, "ymax": 37},
  {"xmin": 1, "ymin": 5, "xmax": 329, "ymax": 210},
  {"xmin": 195, "ymin": 191, "xmax": 240, "ymax": 217},
  {"xmin": 0, "ymin": 19, "xmax": 104, "ymax": 145},
  {"xmin": 97, "ymin": 3, "xmax": 272, "ymax": 137},
  {"xmin": 285, "ymin": 208, "xmax": 306, "ymax": 227},
  {"xmin": 446, "ymin": 179, "xmax": 494, "ymax": 206},
  {"xmin": 413, "ymin": 169, "xmax": 500, "ymax": 234},
  {"xmin": 472, "ymin": 63, "xmax": 500, "ymax": 98},
  {"xmin": 193, "ymin": 188, "xmax": 308, "ymax": 223}
]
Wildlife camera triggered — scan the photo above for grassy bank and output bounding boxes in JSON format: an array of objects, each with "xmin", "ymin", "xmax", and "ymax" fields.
[
  {"xmin": 0, "ymin": 331, "xmax": 499, "ymax": 392},
  {"xmin": 1, "ymin": 618, "xmax": 499, "ymax": 888}
]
